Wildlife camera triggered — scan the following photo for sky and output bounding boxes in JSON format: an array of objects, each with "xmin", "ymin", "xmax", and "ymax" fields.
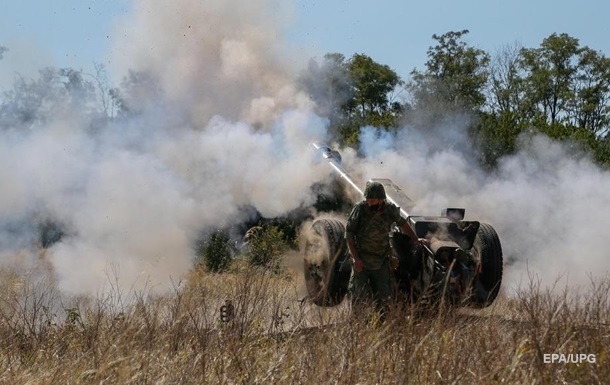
[
  {"xmin": 1, "ymin": 0, "xmax": 610, "ymax": 298},
  {"xmin": 1, "ymin": 0, "xmax": 609, "ymax": 88}
]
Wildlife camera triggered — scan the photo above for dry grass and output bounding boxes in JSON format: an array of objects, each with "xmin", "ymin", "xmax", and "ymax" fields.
[{"xmin": 0, "ymin": 265, "xmax": 608, "ymax": 384}]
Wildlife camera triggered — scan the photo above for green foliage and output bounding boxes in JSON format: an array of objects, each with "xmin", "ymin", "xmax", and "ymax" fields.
[
  {"xmin": 461, "ymin": 31, "xmax": 610, "ymax": 168},
  {"xmin": 341, "ymin": 54, "xmax": 404, "ymax": 144},
  {"xmin": 338, "ymin": 118, "xmax": 364, "ymax": 145},
  {"xmin": 519, "ymin": 33, "xmax": 581, "ymax": 126},
  {"xmin": 476, "ymin": 111, "xmax": 525, "ymax": 168},
  {"xmin": 244, "ymin": 225, "xmax": 290, "ymax": 272},
  {"xmin": 198, "ymin": 230, "xmax": 233, "ymax": 273},
  {"xmin": 594, "ymin": 136, "xmax": 610, "ymax": 166},
  {"xmin": 408, "ymin": 30, "xmax": 490, "ymax": 117},
  {"xmin": 311, "ymin": 180, "xmax": 352, "ymax": 214},
  {"xmin": 570, "ymin": 47, "xmax": 610, "ymax": 135},
  {"xmin": 299, "ymin": 52, "xmax": 404, "ymax": 146},
  {"xmin": 347, "ymin": 54, "xmax": 403, "ymax": 121}
]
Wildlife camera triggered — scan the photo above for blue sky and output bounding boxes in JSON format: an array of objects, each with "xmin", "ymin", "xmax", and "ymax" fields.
[
  {"xmin": 1, "ymin": 0, "xmax": 609, "ymax": 87},
  {"xmin": 289, "ymin": 0, "xmax": 610, "ymax": 76}
]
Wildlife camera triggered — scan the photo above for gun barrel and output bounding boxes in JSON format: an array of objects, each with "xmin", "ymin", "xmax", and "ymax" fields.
[
  {"xmin": 312, "ymin": 142, "xmax": 364, "ymax": 197},
  {"xmin": 312, "ymin": 142, "xmax": 415, "ymax": 218}
]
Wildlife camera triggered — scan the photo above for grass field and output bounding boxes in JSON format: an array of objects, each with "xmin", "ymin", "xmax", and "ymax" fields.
[{"xmin": 0, "ymin": 261, "xmax": 608, "ymax": 384}]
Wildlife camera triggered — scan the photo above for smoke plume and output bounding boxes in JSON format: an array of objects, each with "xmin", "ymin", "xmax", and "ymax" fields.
[
  {"xmin": 109, "ymin": 0, "xmax": 306, "ymax": 127},
  {"xmin": 0, "ymin": 0, "xmax": 328, "ymax": 296}
]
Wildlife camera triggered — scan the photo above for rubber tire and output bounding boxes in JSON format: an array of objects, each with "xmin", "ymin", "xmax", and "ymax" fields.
[
  {"xmin": 303, "ymin": 218, "xmax": 351, "ymax": 307},
  {"xmin": 472, "ymin": 222, "xmax": 503, "ymax": 306}
]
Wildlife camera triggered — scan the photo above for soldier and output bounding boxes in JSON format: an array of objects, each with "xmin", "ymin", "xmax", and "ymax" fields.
[{"xmin": 345, "ymin": 181, "xmax": 423, "ymax": 320}]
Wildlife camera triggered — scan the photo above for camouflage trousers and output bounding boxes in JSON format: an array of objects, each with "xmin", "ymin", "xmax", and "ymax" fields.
[{"xmin": 349, "ymin": 259, "xmax": 393, "ymax": 317}]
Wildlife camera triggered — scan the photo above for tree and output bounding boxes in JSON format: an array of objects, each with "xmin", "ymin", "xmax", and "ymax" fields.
[
  {"xmin": 477, "ymin": 43, "xmax": 529, "ymax": 167},
  {"xmin": 0, "ymin": 67, "xmax": 105, "ymax": 130},
  {"xmin": 87, "ymin": 63, "xmax": 123, "ymax": 119},
  {"xmin": 299, "ymin": 53, "xmax": 353, "ymax": 123},
  {"xmin": 346, "ymin": 53, "xmax": 403, "ymax": 127},
  {"xmin": 245, "ymin": 225, "xmax": 289, "ymax": 273},
  {"xmin": 299, "ymin": 53, "xmax": 354, "ymax": 141},
  {"xmin": 568, "ymin": 47, "xmax": 610, "ymax": 136},
  {"xmin": 519, "ymin": 33, "xmax": 581, "ymax": 127},
  {"xmin": 487, "ymin": 43, "xmax": 528, "ymax": 122},
  {"xmin": 515, "ymin": 33, "xmax": 610, "ymax": 164},
  {"xmin": 299, "ymin": 53, "xmax": 404, "ymax": 145},
  {"xmin": 198, "ymin": 230, "xmax": 233, "ymax": 273},
  {"xmin": 408, "ymin": 30, "xmax": 490, "ymax": 118},
  {"xmin": 1, "ymin": 68, "xmax": 73, "ymax": 129}
]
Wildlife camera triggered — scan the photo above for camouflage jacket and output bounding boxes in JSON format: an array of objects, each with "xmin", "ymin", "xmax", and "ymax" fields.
[{"xmin": 345, "ymin": 200, "xmax": 406, "ymax": 270}]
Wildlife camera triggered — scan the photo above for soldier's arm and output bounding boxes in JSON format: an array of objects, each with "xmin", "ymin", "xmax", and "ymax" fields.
[
  {"xmin": 399, "ymin": 220, "xmax": 419, "ymax": 241},
  {"xmin": 394, "ymin": 205, "xmax": 427, "ymax": 244},
  {"xmin": 345, "ymin": 204, "xmax": 364, "ymax": 272},
  {"xmin": 398, "ymin": 220, "xmax": 430, "ymax": 247},
  {"xmin": 346, "ymin": 237, "xmax": 363, "ymax": 273}
]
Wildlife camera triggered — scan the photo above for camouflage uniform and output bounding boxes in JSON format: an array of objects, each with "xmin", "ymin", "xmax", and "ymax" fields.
[{"xmin": 345, "ymin": 198, "xmax": 406, "ymax": 310}]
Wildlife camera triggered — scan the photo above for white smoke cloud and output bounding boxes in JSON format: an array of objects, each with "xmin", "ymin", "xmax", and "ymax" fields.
[
  {"xmin": 0, "ymin": 109, "xmax": 329, "ymax": 296},
  {"xmin": 109, "ymin": 0, "xmax": 305, "ymax": 127},
  {"xmin": 473, "ymin": 135, "xmax": 610, "ymax": 292},
  {"xmin": 0, "ymin": 0, "xmax": 329, "ymax": 297}
]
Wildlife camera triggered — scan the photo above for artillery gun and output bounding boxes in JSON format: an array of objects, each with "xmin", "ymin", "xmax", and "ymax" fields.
[{"xmin": 303, "ymin": 142, "xmax": 503, "ymax": 308}]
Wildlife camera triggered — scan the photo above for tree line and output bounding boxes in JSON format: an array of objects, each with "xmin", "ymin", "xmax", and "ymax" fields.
[
  {"xmin": 300, "ymin": 30, "xmax": 610, "ymax": 168},
  {"xmin": 2, "ymin": 30, "xmax": 610, "ymax": 169}
]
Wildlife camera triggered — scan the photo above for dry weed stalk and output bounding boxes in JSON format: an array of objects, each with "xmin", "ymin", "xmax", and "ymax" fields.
[{"xmin": 0, "ymin": 267, "xmax": 607, "ymax": 384}]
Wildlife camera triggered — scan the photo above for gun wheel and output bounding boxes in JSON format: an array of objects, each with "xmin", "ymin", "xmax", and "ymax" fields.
[
  {"xmin": 302, "ymin": 218, "xmax": 351, "ymax": 307},
  {"xmin": 471, "ymin": 222, "xmax": 503, "ymax": 307}
]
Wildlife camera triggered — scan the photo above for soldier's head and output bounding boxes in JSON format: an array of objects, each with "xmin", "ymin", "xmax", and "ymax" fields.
[{"xmin": 364, "ymin": 181, "xmax": 386, "ymax": 211}]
